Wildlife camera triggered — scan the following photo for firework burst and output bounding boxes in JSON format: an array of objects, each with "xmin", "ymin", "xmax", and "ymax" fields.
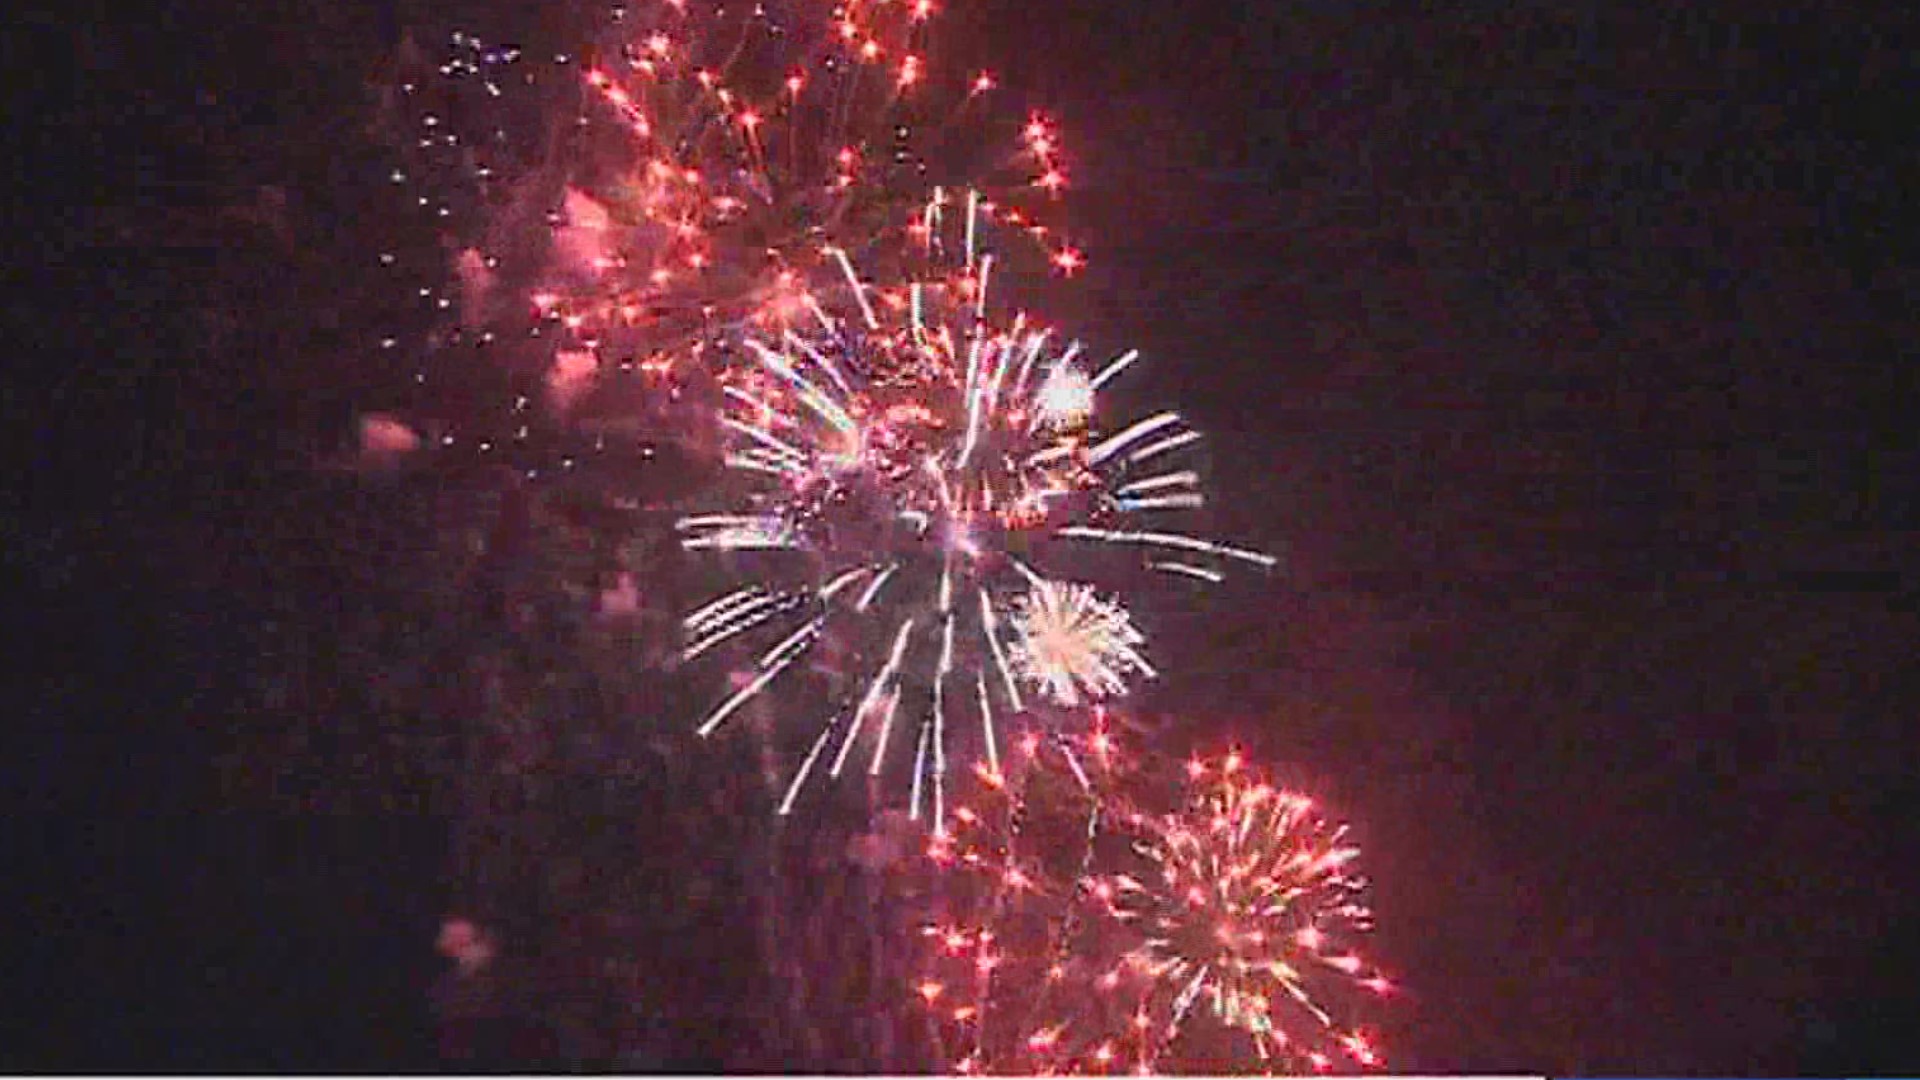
[
  {"xmin": 1010, "ymin": 580, "xmax": 1152, "ymax": 708},
  {"xmin": 569, "ymin": 0, "xmax": 1081, "ymax": 336},
  {"xmin": 369, "ymin": 0, "xmax": 1080, "ymax": 485},
  {"xmin": 674, "ymin": 199, "xmax": 1273, "ymax": 826},
  {"xmin": 914, "ymin": 720, "xmax": 1125, "ymax": 1075},
  {"xmin": 1093, "ymin": 752, "xmax": 1392, "ymax": 1073},
  {"xmin": 917, "ymin": 746, "xmax": 1391, "ymax": 1076}
]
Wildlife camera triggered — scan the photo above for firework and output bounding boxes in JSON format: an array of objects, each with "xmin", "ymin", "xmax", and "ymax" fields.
[
  {"xmin": 917, "ymin": 746, "xmax": 1391, "ymax": 1076},
  {"xmin": 568, "ymin": 0, "xmax": 1081, "ymax": 337},
  {"xmin": 373, "ymin": 0, "xmax": 1082, "ymax": 476},
  {"xmin": 674, "ymin": 203, "xmax": 1273, "ymax": 826},
  {"xmin": 1009, "ymin": 580, "xmax": 1152, "ymax": 708},
  {"xmin": 914, "ymin": 720, "xmax": 1124, "ymax": 1075},
  {"xmin": 369, "ymin": 28, "xmax": 704, "ymax": 479},
  {"xmin": 1095, "ymin": 752, "xmax": 1392, "ymax": 1073}
]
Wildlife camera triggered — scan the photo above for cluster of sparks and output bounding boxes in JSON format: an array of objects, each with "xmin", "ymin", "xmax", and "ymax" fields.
[
  {"xmin": 1009, "ymin": 581, "xmax": 1152, "ymax": 709},
  {"xmin": 368, "ymin": 9, "xmax": 1390, "ymax": 1068},
  {"xmin": 675, "ymin": 188, "xmax": 1274, "ymax": 825},
  {"xmin": 918, "ymin": 746, "xmax": 1392, "ymax": 1076},
  {"xmin": 372, "ymin": 5, "xmax": 1274, "ymax": 826},
  {"xmin": 369, "ymin": 0, "xmax": 1088, "ymax": 476},
  {"xmin": 567, "ymin": 0, "xmax": 1085, "ymax": 347}
]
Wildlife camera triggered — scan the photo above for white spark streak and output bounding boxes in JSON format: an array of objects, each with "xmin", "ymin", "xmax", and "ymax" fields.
[
  {"xmin": 784, "ymin": 329, "xmax": 854, "ymax": 398},
  {"xmin": 865, "ymin": 620, "xmax": 917, "ymax": 776},
  {"xmin": 1011, "ymin": 329, "xmax": 1052, "ymax": 399},
  {"xmin": 976, "ymin": 670, "xmax": 999, "ymax": 774},
  {"xmin": 721, "ymin": 417, "xmax": 807, "ymax": 462},
  {"xmin": 1057, "ymin": 525, "xmax": 1277, "ymax": 567},
  {"xmin": 964, "ymin": 188, "xmax": 979, "ymax": 271},
  {"xmin": 1150, "ymin": 561, "xmax": 1225, "ymax": 583},
  {"xmin": 855, "ymin": 562, "xmax": 899, "ymax": 611},
  {"xmin": 1088, "ymin": 411, "xmax": 1184, "ymax": 466},
  {"xmin": 868, "ymin": 687, "xmax": 902, "ymax": 778},
  {"xmin": 981, "ymin": 589, "xmax": 1024, "ymax": 712},
  {"xmin": 910, "ymin": 719, "xmax": 931, "ymax": 820},
  {"xmin": 696, "ymin": 618, "xmax": 822, "ymax": 737},
  {"xmin": 1127, "ymin": 429, "xmax": 1203, "ymax": 466},
  {"xmin": 829, "ymin": 246, "xmax": 878, "ymax": 329},
  {"xmin": 1116, "ymin": 471, "xmax": 1199, "ymax": 495},
  {"xmin": 744, "ymin": 338, "xmax": 858, "ymax": 434},
  {"xmin": 1090, "ymin": 347, "xmax": 1141, "ymax": 390},
  {"xmin": 1116, "ymin": 493, "xmax": 1206, "ymax": 512},
  {"xmin": 778, "ymin": 714, "xmax": 839, "ymax": 815},
  {"xmin": 685, "ymin": 585, "xmax": 768, "ymax": 632},
  {"xmin": 728, "ymin": 449, "xmax": 806, "ymax": 475}
]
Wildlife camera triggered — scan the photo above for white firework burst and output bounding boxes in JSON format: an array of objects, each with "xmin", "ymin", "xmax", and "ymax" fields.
[
  {"xmin": 674, "ymin": 192, "xmax": 1275, "ymax": 827},
  {"xmin": 1032, "ymin": 361, "xmax": 1095, "ymax": 431},
  {"xmin": 1010, "ymin": 579, "xmax": 1155, "ymax": 707}
]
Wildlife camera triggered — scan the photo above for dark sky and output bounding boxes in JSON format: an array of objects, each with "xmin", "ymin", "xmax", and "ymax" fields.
[{"xmin": 11, "ymin": 0, "xmax": 1916, "ymax": 1072}]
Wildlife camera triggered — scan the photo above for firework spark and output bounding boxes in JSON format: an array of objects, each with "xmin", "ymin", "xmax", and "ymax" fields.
[
  {"xmin": 372, "ymin": 0, "xmax": 1083, "ymax": 485},
  {"xmin": 675, "ymin": 200, "xmax": 1272, "ymax": 826},
  {"xmin": 1095, "ymin": 752, "xmax": 1392, "ymax": 1073},
  {"xmin": 569, "ymin": 0, "xmax": 1079, "ymax": 336},
  {"xmin": 917, "ymin": 747, "xmax": 1391, "ymax": 1076},
  {"xmin": 1010, "ymin": 580, "xmax": 1153, "ymax": 708}
]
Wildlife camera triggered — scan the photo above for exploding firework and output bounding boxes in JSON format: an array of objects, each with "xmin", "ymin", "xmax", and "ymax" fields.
[
  {"xmin": 568, "ymin": 0, "xmax": 1081, "ymax": 341},
  {"xmin": 914, "ymin": 720, "xmax": 1125, "ymax": 1074},
  {"xmin": 1092, "ymin": 752, "xmax": 1393, "ymax": 1073},
  {"xmin": 917, "ymin": 747, "xmax": 1391, "ymax": 1076},
  {"xmin": 1009, "ymin": 581, "xmax": 1152, "ymax": 709},
  {"xmin": 674, "ymin": 203, "xmax": 1273, "ymax": 825},
  {"xmin": 368, "ymin": 27, "xmax": 703, "ymax": 478},
  {"xmin": 371, "ymin": 0, "xmax": 1081, "ymax": 476}
]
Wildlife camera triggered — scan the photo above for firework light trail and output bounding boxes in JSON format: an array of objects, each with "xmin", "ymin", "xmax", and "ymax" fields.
[
  {"xmin": 674, "ymin": 190, "xmax": 1274, "ymax": 827},
  {"xmin": 918, "ymin": 745, "xmax": 1392, "ymax": 1076},
  {"xmin": 373, "ymin": 0, "xmax": 1085, "ymax": 471}
]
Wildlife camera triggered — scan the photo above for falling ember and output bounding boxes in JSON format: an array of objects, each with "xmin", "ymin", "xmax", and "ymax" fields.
[{"xmin": 355, "ymin": 413, "xmax": 422, "ymax": 463}]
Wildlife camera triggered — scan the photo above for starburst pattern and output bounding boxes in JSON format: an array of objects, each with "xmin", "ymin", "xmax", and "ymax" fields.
[
  {"xmin": 368, "ymin": 0, "xmax": 1080, "ymax": 474},
  {"xmin": 1010, "ymin": 580, "xmax": 1153, "ymax": 707},
  {"xmin": 674, "ymin": 211, "xmax": 1273, "ymax": 825},
  {"xmin": 916, "ymin": 745, "xmax": 1391, "ymax": 1075}
]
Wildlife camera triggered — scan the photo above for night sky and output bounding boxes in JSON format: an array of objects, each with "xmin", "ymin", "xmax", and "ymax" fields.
[{"xmin": 12, "ymin": 0, "xmax": 1916, "ymax": 1072}]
